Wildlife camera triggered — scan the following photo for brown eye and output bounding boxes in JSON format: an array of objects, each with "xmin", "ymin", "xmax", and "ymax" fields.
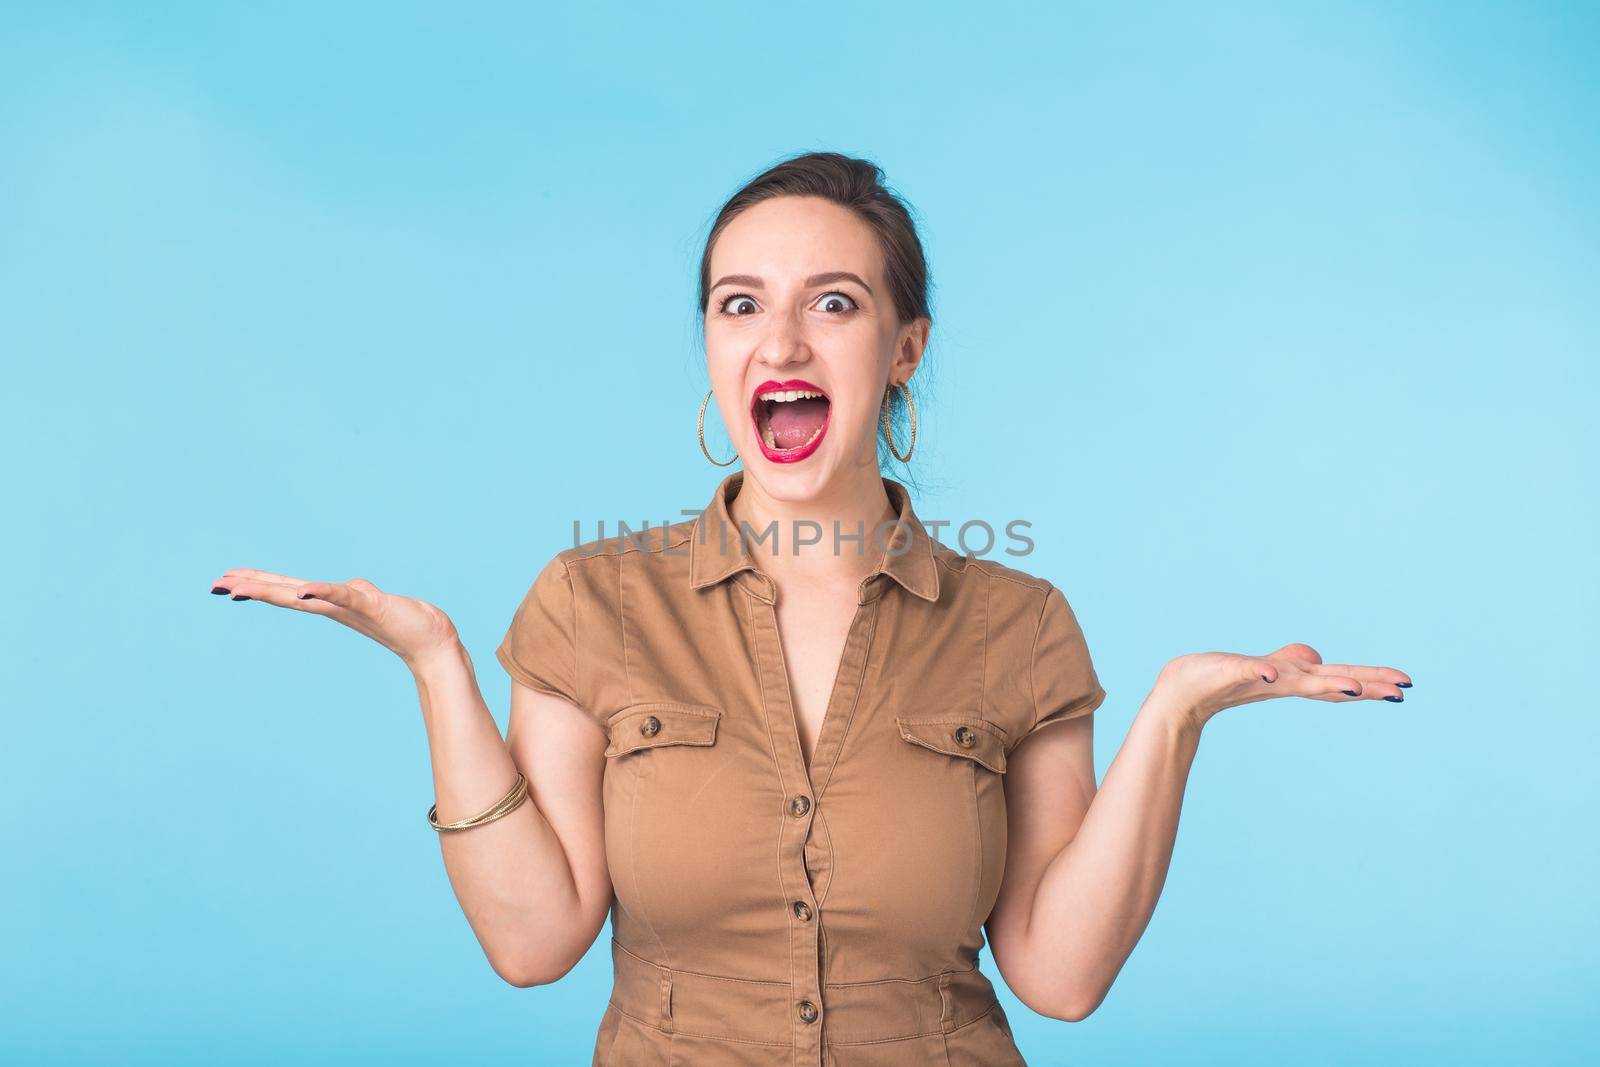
[
  {"xmin": 719, "ymin": 294, "xmax": 758, "ymax": 316},
  {"xmin": 817, "ymin": 291, "xmax": 858, "ymax": 314}
]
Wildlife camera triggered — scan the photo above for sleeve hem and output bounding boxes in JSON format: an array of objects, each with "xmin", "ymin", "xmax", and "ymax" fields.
[
  {"xmin": 1019, "ymin": 581, "xmax": 1104, "ymax": 749},
  {"xmin": 1044, "ymin": 682, "xmax": 1108, "ymax": 726},
  {"xmin": 494, "ymin": 641, "xmax": 580, "ymax": 704},
  {"xmin": 1027, "ymin": 585, "xmax": 1048, "ymax": 728},
  {"xmin": 1014, "ymin": 684, "xmax": 1107, "ymax": 750}
]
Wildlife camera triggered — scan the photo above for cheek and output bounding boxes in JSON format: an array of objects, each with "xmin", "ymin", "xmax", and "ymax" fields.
[
  {"xmin": 702, "ymin": 337, "xmax": 737, "ymax": 379},
  {"xmin": 836, "ymin": 397, "xmax": 879, "ymax": 441},
  {"xmin": 825, "ymin": 350, "xmax": 892, "ymax": 433},
  {"xmin": 833, "ymin": 380, "xmax": 889, "ymax": 442},
  {"xmin": 701, "ymin": 349, "xmax": 744, "ymax": 408}
]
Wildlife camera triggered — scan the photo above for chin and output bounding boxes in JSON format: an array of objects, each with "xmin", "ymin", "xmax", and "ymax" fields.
[{"xmin": 741, "ymin": 457, "xmax": 836, "ymax": 501}]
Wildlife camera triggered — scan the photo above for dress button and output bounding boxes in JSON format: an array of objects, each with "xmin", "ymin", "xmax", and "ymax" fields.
[
  {"xmin": 792, "ymin": 900, "xmax": 813, "ymax": 922},
  {"xmin": 789, "ymin": 794, "xmax": 811, "ymax": 818},
  {"xmin": 954, "ymin": 725, "xmax": 976, "ymax": 748},
  {"xmin": 796, "ymin": 999, "xmax": 819, "ymax": 1024},
  {"xmin": 639, "ymin": 715, "xmax": 661, "ymax": 737}
]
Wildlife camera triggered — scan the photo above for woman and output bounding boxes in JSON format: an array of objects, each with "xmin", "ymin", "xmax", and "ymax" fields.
[{"xmin": 210, "ymin": 151, "xmax": 1411, "ymax": 1065}]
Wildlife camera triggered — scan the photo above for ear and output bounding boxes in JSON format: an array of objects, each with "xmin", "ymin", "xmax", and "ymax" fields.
[{"xmin": 890, "ymin": 317, "xmax": 932, "ymax": 385}]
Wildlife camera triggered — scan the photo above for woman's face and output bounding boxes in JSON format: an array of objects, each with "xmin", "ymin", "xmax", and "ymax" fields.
[{"xmin": 704, "ymin": 195, "xmax": 928, "ymax": 501}]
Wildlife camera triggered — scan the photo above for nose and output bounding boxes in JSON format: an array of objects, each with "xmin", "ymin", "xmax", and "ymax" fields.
[{"xmin": 753, "ymin": 307, "xmax": 811, "ymax": 370}]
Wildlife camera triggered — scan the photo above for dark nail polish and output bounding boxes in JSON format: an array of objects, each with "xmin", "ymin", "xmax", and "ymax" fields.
[
  {"xmin": 297, "ymin": 592, "xmax": 315, "ymax": 600},
  {"xmin": 1261, "ymin": 675, "xmax": 1274, "ymax": 683},
  {"xmin": 1383, "ymin": 695, "xmax": 1403, "ymax": 702},
  {"xmin": 231, "ymin": 594, "xmax": 251, "ymax": 601},
  {"xmin": 1342, "ymin": 690, "xmax": 1359, "ymax": 697},
  {"xmin": 1396, "ymin": 682, "xmax": 1412, "ymax": 688},
  {"xmin": 211, "ymin": 587, "xmax": 230, "ymax": 595}
]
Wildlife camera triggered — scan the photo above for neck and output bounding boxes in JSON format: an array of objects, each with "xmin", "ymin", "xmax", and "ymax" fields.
[{"xmin": 728, "ymin": 465, "xmax": 897, "ymax": 591}]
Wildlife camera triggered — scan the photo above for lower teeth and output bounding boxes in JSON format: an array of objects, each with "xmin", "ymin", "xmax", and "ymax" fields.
[{"xmin": 762, "ymin": 422, "xmax": 824, "ymax": 451}]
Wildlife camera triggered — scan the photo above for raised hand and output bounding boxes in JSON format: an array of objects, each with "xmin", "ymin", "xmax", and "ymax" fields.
[
  {"xmin": 208, "ymin": 568, "xmax": 460, "ymax": 667},
  {"xmin": 1156, "ymin": 641, "xmax": 1412, "ymax": 733}
]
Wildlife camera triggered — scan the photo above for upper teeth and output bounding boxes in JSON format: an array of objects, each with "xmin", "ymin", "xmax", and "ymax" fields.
[{"xmin": 763, "ymin": 389, "xmax": 825, "ymax": 402}]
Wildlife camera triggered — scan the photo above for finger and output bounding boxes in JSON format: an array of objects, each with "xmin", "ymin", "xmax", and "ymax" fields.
[
  {"xmin": 209, "ymin": 570, "xmax": 311, "ymax": 600},
  {"xmin": 217, "ymin": 576, "xmax": 393, "ymax": 644},
  {"xmin": 292, "ymin": 582, "xmax": 392, "ymax": 643},
  {"xmin": 1244, "ymin": 658, "xmax": 1279, "ymax": 684},
  {"xmin": 295, "ymin": 579, "xmax": 380, "ymax": 617},
  {"xmin": 215, "ymin": 567, "xmax": 315, "ymax": 586},
  {"xmin": 1274, "ymin": 666, "xmax": 1367, "ymax": 701},
  {"xmin": 214, "ymin": 576, "xmax": 347, "ymax": 617},
  {"xmin": 1304, "ymin": 662, "xmax": 1411, "ymax": 701},
  {"xmin": 209, "ymin": 575, "xmax": 306, "ymax": 601}
]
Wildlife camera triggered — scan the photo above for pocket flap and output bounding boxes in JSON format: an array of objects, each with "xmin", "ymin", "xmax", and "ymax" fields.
[
  {"xmin": 895, "ymin": 716, "xmax": 1008, "ymax": 774},
  {"xmin": 604, "ymin": 702, "xmax": 722, "ymax": 757}
]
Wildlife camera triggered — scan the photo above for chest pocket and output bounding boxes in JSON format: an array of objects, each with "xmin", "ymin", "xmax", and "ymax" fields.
[
  {"xmin": 599, "ymin": 702, "xmax": 731, "ymax": 940},
  {"xmin": 604, "ymin": 702, "xmax": 722, "ymax": 757},
  {"xmin": 894, "ymin": 714, "xmax": 1011, "ymax": 932},
  {"xmin": 894, "ymin": 715, "xmax": 1009, "ymax": 773}
]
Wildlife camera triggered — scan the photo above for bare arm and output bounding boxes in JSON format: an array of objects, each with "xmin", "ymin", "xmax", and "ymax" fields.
[
  {"xmin": 209, "ymin": 567, "xmax": 612, "ymax": 988},
  {"xmin": 986, "ymin": 689, "xmax": 1197, "ymax": 1021},
  {"xmin": 412, "ymin": 641, "xmax": 611, "ymax": 987},
  {"xmin": 987, "ymin": 643, "xmax": 1411, "ymax": 1021}
]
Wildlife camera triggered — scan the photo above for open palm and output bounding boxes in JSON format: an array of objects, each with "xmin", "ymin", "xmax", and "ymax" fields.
[
  {"xmin": 1159, "ymin": 641, "xmax": 1411, "ymax": 728},
  {"xmin": 209, "ymin": 568, "xmax": 458, "ymax": 666}
]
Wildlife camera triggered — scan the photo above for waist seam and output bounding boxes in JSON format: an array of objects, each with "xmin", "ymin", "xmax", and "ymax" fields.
[
  {"xmin": 830, "ymin": 1000, "xmax": 1002, "ymax": 1047},
  {"xmin": 608, "ymin": 997, "xmax": 1003, "ymax": 1047},
  {"xmin": 613, "ymin": 937, "xmax": 788, "ymax": 987},
  {"xmin": 612, "ymin": 935, "xmax": 984, "ymax": 989},
  {"xmin": 827, "ymin": 964, "xmax": 985, "ymax": 989}
]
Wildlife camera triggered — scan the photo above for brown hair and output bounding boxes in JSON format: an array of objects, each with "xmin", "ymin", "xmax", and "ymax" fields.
[{"xmin": 697, "ymin": 151, "xmax": 934, "ymax": 475}]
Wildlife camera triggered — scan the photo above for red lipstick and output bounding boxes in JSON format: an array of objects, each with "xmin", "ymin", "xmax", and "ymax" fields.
[{"xmin": 749, "ymin": 378, "xmax": 831, "ymax": 464}]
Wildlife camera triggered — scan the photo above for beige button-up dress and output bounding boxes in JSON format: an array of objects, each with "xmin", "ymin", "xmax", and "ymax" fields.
[{"xmin": 497, "ymin": 470, "xmax": 1107, "ymax": 1066}]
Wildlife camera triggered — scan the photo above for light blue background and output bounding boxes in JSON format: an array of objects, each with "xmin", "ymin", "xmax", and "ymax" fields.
[{"xmin": 3, "ymin": 2, "xmax": 1595, "ymax": 1064}]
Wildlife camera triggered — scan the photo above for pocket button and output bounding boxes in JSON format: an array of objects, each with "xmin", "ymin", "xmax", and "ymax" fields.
[
  {"xmin": 954, "ymin": 725, "xmax": 976, "ymax": 748},
  {"xmin": 640, "ymin": 715, "xmax": 661, "ymax": 737}
]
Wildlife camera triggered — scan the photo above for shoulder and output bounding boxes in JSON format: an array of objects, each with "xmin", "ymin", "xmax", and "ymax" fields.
[
  {"xmin": 933, "ymin": 554, "xmax": 1087, "ymax": 751},
  {"xmin": 958, "ymin": 552, "xmax": 1055, "ymax": 596},
  {"xmin": 946, "ymin": 555, "xmax": 1105, "ymax": 749},
  {"xmin": 549, "ymin": 515, "xmax": 694, "ymax": 563},
  {"xmin": 935, "ymin": 549, "xmax": 1093, "ymax": 664},
  {"xmin": 533, "ymin": 515, "xmax": 698, "ymax": 605},
  {"xmin": 932, "ymin": 543, "xmax": 1058, "ymax": 613}
]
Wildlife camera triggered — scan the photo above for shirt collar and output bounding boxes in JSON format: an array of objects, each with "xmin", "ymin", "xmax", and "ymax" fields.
[{"xmin": 688, "ymin": 469, "xmax": 941, "ymax": 605}]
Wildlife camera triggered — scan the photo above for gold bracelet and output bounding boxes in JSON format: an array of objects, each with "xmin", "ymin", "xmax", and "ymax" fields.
[
  {"xmin": 428, "ymin": 772, "xmax": 529, "ymax": 833},
  {"xmin": 428, "ymin": 772, "xmax": 528, "ymax": 832}
]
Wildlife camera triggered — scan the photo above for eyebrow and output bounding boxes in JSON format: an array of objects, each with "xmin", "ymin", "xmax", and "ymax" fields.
[{"xmin": 709, "ymin": 271, "xmax": 874, "ymax": 296}]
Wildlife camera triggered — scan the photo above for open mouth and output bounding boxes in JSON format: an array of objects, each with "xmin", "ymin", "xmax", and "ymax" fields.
[{"xmin": 750, "ymin": 379, "xmax": 831, "ymax": 463}]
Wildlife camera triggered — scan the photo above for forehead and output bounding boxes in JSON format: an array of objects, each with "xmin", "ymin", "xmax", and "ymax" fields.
[{"xmin": 710, "ymin": 196, "xmax": 884, "ymax": 284}]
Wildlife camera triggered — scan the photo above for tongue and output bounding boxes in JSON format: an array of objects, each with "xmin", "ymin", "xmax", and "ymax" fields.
[{"xmin": 769, "ymin": 397, "xmax": 829, "ymax": 449}]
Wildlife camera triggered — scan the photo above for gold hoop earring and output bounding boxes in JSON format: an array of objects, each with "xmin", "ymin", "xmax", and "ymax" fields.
[
  {"xmin": 698, "ymin": 388, "xmax": 738, "ymax": 467},
  {"xmin": 881, "ymin": 382, "xmax": 916, "ymax": 463}
]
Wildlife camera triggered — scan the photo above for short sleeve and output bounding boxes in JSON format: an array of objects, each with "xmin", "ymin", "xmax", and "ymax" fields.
[
  {"xmin": 495, "ymin": 554, "xmax": 580, "ymax": 705},
  {"xmin": 1026, "ymin": 584, "xmax": 1107, "ymax": 738}
]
